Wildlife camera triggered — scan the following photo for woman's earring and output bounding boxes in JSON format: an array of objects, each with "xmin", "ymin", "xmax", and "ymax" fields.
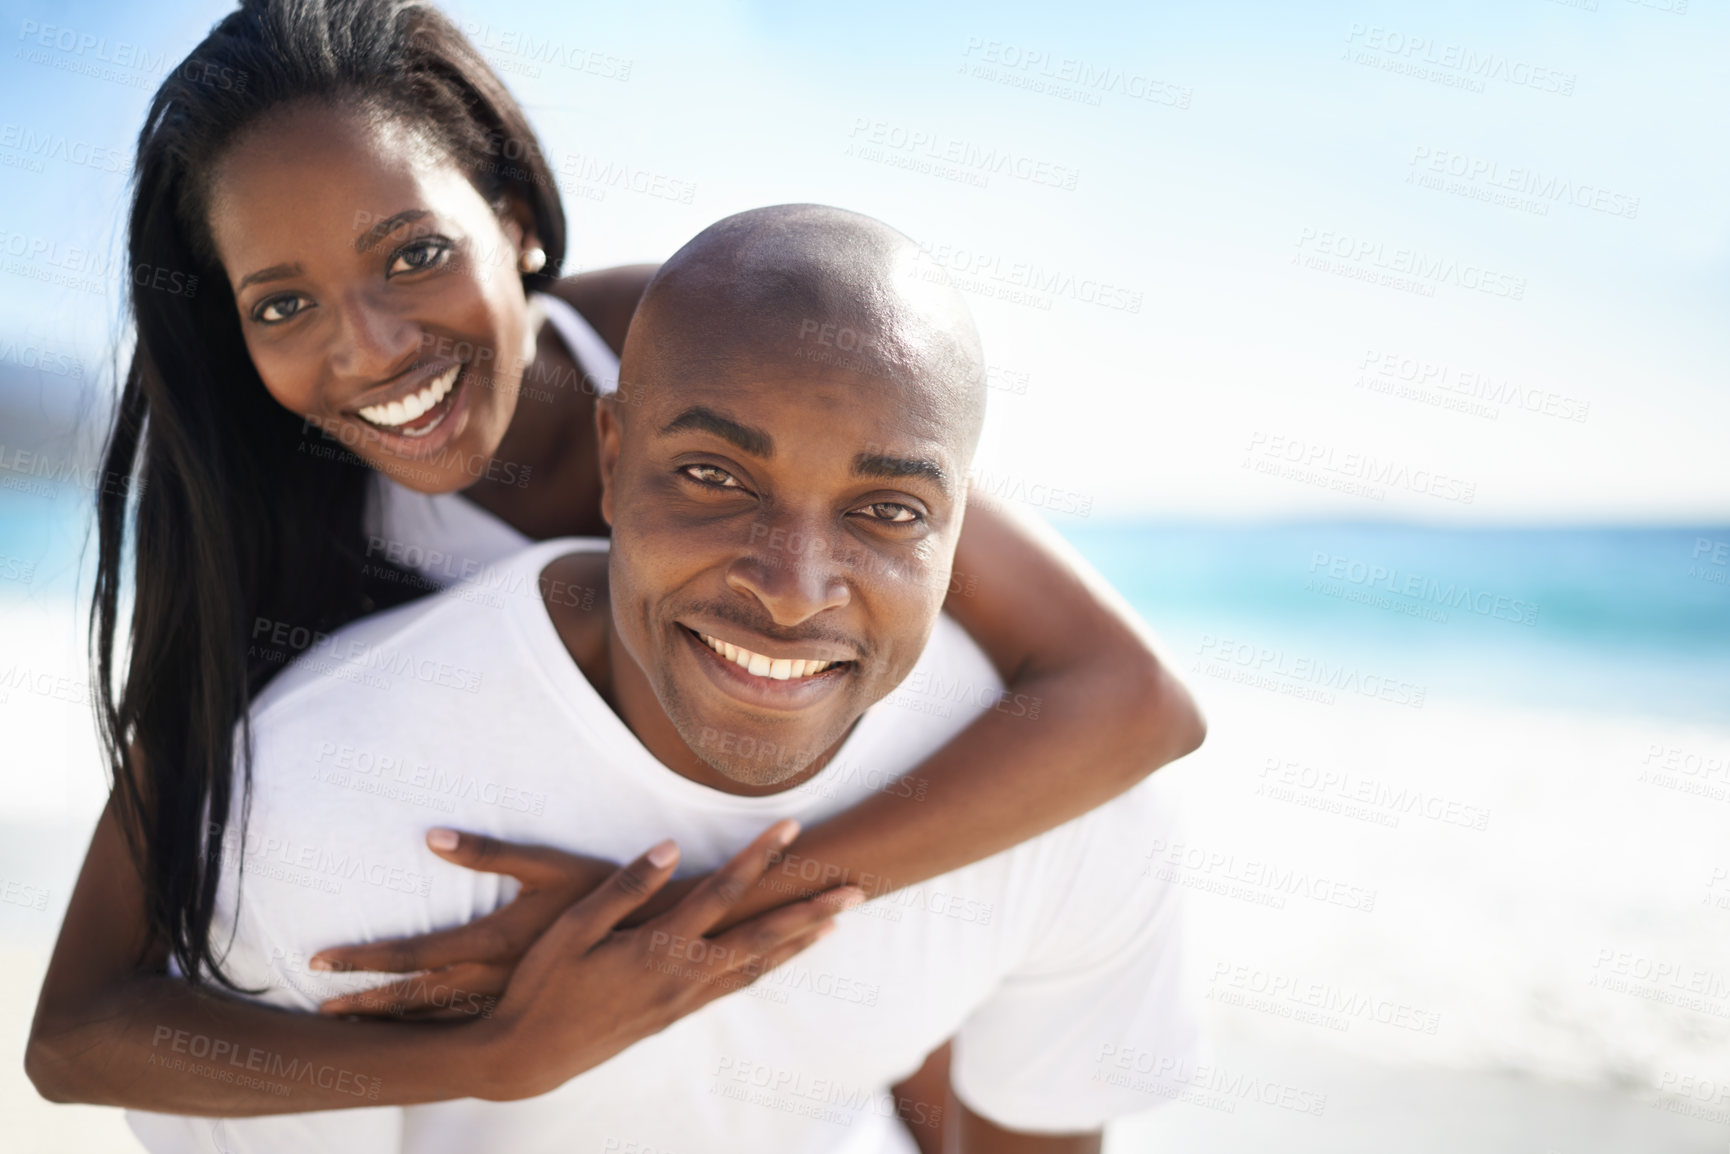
[{"xmin": 518, "ymin": 247, "xmax": 547, "ymax": 274}]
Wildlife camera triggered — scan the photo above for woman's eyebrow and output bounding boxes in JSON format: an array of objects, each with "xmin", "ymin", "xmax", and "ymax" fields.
[
  {"xmin": 355, "ymin": 208, "xmax": 431, "ymax": 254},
  {"xmin": 236, "ymin": 262, "xmax": 304, "ymax": 291}
]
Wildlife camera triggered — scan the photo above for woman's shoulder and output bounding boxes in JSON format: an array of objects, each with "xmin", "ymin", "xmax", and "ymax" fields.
[{"xmin": 544, "ymin": 263, "xmax": 661, "ymax": 357}]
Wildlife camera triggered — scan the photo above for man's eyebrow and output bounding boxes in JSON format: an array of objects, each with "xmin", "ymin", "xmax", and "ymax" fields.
[
  {"xmin": 355, "ymin": 208, "xmax": 431, "ymax": 255},
  {"xmin": 854, "ymin": 451, "xmax": 950, "ymax": 496},
  {"xmin": 236, "ymin": 262, "xmax": 305, "ymax": 292},
  {"xmin": 658, "ymin": 406, "xmax": 774, "ymax": 457}
]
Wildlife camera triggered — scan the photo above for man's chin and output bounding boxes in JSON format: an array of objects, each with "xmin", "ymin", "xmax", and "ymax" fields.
[
  {"xmin": 680, "ymin": 719, "xmax": 832, "ymax": 787},
  {"xmin": 702, "ymin": 756, "xmax": 817, "ymax": 789}
]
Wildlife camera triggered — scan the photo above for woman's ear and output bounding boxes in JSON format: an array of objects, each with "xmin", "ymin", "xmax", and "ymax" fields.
[
  {"xmin": 497, "ymin": 192, "xmax": 541, "ymax": 269},
  {"xmin": 596, "ymin": 397, "xmax": 621, "ymax": 528}
]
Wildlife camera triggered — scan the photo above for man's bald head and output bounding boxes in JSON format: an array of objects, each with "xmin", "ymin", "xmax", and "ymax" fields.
[
  {"xmin": 595, "ymin": 207, "xmax": 990, "ymax": 790},
  {"xmin": 619, "ymin": 204, "xmax": 986, "ymax": 455}
]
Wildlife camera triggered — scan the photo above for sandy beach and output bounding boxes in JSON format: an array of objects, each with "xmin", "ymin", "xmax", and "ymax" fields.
[{"xmin": 6, "ymin": 940, "xmax": 1724, "ymax": 1153}]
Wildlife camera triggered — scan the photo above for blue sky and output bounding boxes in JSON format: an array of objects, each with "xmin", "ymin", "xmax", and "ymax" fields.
[{"xmin": 1, "ymin": 0, "xmax": 1725, "ymax": 521}]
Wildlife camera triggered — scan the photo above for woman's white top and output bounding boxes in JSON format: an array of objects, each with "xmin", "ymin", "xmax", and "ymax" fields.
[{"xmin": 362, "ymin": 294, "xmax": 620, "ymax": 586}]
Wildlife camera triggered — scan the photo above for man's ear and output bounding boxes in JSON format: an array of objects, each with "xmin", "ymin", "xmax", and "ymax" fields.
[{"xmin": 596, "ymin": 396, "xmax": 621, "ymax": 528}]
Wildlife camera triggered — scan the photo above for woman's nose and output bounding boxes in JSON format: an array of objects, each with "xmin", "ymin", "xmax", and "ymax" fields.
[{"xmin": 327, "ymin": 288, "xmax": 420, "ymax": 381}]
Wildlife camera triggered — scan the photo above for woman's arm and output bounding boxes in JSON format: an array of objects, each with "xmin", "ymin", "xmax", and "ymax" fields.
[
  {"xmin": 705, "ymin": 495, "xmax": 1204, "ymax": 924},
  {"xmin": 554, "ymin": 263, "xmax": 660, "ymax": 355},
  {"xmin": 26, "ymin": 806, "xmax": 482, "ymax": 1113},
  {"xmin": 26, "ymin": 805, "xmax": 845, "ymax": 1113}
]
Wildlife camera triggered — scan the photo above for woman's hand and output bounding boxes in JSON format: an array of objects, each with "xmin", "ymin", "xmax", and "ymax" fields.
[
  {"xmin": 310, "ymin": 821, "xmax": 836, "ymax": 1020},
  {"xmin": 310, "ymin": 828, "xmax": 627, "ymax": 1017},
  {"xmin": 469, "ymin": 820, "xmax": 864, "ymax": 1101}
]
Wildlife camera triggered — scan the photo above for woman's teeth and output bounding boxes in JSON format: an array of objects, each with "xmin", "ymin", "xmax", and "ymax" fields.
[
  {"xmin": 698, "ymin": 632, "xmax": 839, "ymax": 680},
  {"xmin": 358, "ymin": 364, "xmax": 461, "ymax": 430}
]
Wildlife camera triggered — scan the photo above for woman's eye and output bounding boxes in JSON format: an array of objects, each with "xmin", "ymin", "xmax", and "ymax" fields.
[
  {"xmin": 859, "ymin": 502, "xmax": 919, "ymax": 524},
  {"xmin": 679, "ymin": 464, "xmax": 743, "ymax": 489},
  {"xmin": 388, "ymin": 239, "xmax": 450, "ymax": 276},
  {"xmin": 254, "ymin": 295, "xmax": 309, "ymax": 324}
]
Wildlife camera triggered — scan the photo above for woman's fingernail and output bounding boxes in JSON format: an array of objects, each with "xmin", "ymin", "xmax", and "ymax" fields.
[
  {"xmin": 816, "ymin": 921, "xmax": 840, "ymax": 939},
  {"xmin": 427, "ymin": 829, "xmax": 459, "ymax": 852},
  {"xmin": 647, "ymin": 839, "xmax": 679, "ymax": 868},
  {"xmin": 837, "ymin": 889, "xmax": 867, "ymax": 911},
  {"xmin": 774, "ymin": 820, "xmax": 800, "ymax": 847},
  {"xmin": 309, "ymin": 956, "xmax": 334, "ymax": 972}
]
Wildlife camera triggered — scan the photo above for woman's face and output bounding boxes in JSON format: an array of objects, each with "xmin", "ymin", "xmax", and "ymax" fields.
[{"xmin": 206, "ymin": 100, "xmax": 536, "ymax": 492}]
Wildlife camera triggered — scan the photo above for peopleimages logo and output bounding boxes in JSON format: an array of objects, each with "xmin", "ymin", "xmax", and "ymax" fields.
[
  {"xmin": 1208, "ymin": 960, "xmax": 1444, "ymax": 1034},
  {"xmin": 846, "ymin": 117, "xmax": 1081, "ymax": 191},
  {"xmin": 1294, "ymin": 227, "xmax": 1526, "ymax": 301},
  {"xmin": 15, "ymin": 20, "xmax": 249, "ymax": 93},
  {"xmin": 1193, "ymin": 632, "xmax": 1427, "ymax": 709},
  {"xmin": 1408, "ymin": 146, "xmax": 1639, "ymax": 219},
  {"xmin": 0, "ymin": 123, "xmax": 130, "ymax": 174},
  {"xmin": 1258, "ymin": 757, "xmax": 1492, "ymax": 832},
  {"xmin": 1243, "ymin": 431, "xmax": 1477, "ymax": 506},
  {"xmin": 1342, "ymin": 24, "xmax": 1577, "ymax": 96},
  {"xmin": 1355, "ymin": 348, "xmax": 1590, "ymax": 425},
  {"xmin": 907, "ymin": 239, "xmax": 1143, "ymax": 314},
  {"xmin": 959, "ymin": 38, "xmax": 1193, "ymax": 109},
  {"xmin": 1306, "ymin": 550, "xmax": 1539, "ymax": 627}
]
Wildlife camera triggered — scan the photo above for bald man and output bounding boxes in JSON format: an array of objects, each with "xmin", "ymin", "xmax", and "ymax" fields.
[{"xmin": 129, "ymin": 206, "xmax": 1195, "ymax": 1154}]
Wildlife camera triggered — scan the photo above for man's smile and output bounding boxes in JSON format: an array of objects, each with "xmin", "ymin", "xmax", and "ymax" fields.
[{"xmin": 676, "ymin": 623, "xmax": 857, "ymax": 713}]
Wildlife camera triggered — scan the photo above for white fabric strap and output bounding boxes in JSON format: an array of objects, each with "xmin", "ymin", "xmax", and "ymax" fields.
[{"xmin": 537, "ymin": 291, "xmax": 620, "ymax": 396}]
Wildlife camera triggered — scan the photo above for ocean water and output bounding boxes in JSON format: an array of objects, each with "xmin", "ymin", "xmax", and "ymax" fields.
[{"xmin": 1060, "ymin": 521, "xmax": 1730, "ymax": 727}]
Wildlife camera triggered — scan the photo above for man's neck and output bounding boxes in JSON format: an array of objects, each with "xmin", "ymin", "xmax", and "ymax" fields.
[{"xmin": 539, "ymin": 551, "xmax": 833, "ymax": 797}]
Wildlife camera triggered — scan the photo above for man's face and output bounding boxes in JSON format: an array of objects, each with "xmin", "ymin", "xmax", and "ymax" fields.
[{"xmin": 598, "ymin": 352, "xmax": 968, "ymax": 788}]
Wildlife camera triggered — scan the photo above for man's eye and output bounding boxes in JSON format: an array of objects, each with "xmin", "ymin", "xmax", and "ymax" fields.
[
  {"xmin": 859, "ymin": 502, "xmax": 919, "ymax": 524},
  {"xmin": 679, "ymin": 464, "xmax": 743, "ymax": 489},
  {"xmin": 254, "ymin": 295, "xmax": 310, "ymax": 324},
  {"xmin": 388, "ymin": 239, "xmax": 450, "ymax": 276}
]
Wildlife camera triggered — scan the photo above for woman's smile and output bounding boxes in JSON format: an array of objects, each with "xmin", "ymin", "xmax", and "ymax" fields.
[
  {"xmin": 338, "ymin": 358, "xmax": 477, "ymax": 462},
  {"xmin": 354, "ymin": 360, "xmax": 462, "ymax": 433}
]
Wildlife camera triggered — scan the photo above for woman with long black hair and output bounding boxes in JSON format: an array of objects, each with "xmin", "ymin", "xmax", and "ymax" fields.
[{"xmin": 26, "ymin": 0, "xmax": 1202, "ymax": 1125}]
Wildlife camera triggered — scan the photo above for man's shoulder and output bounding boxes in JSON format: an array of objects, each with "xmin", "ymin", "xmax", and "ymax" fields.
[
  {"xmin": 248, "ymin": 593, "xmax": 461, "ymax": 721},
  {"xmin": 248, "ymin": 539, "xmax": 604, "ymax": 722},
  {"xmin": 1024, "ymin": 774, "xmax": 1180, "ymax": 965}
]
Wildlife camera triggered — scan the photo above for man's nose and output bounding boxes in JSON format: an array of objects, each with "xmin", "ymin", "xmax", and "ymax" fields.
[
  {"xmin": 725, "ymin": 518, "xmax": 851, "ymax": 627},
  {"xmin": 326, "ymin": 288, "xmax": 421, "ymax": 381}
]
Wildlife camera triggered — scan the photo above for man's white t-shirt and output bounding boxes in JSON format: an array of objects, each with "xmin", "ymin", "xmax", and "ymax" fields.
[{"xmin": 128, "ymin": 539, "xmax": 1194, "ymax": 1154}]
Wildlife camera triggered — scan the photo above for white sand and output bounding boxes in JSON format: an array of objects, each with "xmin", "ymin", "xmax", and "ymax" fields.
[
  {"xmin": 1151, "ymin": 679, "xmax": 1730, "ymax": 1093},
  {"xmin": 1107, "ymin": 1033, "xmax": 1730, "ymax": 1153}
]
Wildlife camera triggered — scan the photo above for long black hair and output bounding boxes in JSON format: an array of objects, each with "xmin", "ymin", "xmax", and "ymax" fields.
[{"xmin": 94, "ymin": 0, "xmax": 566, "ymax": 985}]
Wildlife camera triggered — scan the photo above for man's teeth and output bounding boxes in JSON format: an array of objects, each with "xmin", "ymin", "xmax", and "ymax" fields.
[
  {"xmin": 358, "ymin": 364, "xmax": 460, "ymax": 428},
  {"xmin": 698, "ymin": 633, "xmax": 839, "ymax": 680}
]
